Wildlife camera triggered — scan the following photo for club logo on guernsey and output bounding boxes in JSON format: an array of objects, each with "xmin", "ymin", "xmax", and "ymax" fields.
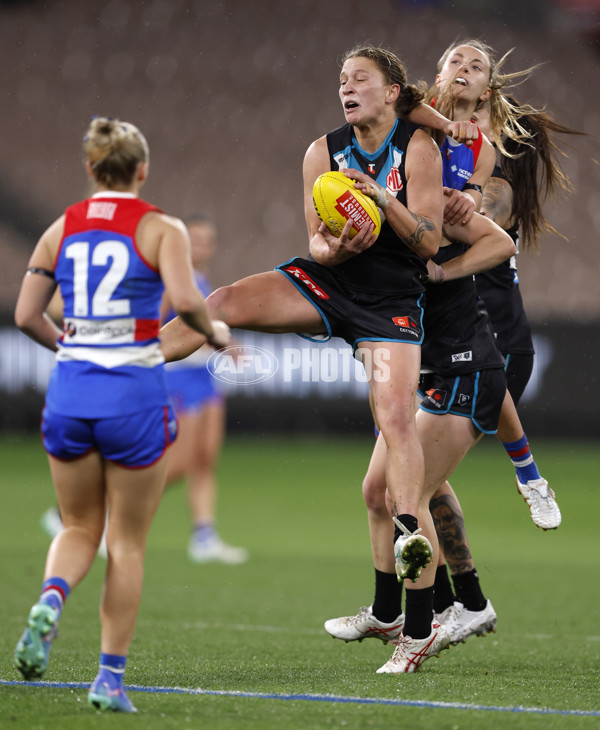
[
  {"xmin": 386, "ymin": 150, "xmax": 404, "ymax": 193},
  {"xmin": 284, "ymin": 266, "xmax": 329, "ymax": 299}
]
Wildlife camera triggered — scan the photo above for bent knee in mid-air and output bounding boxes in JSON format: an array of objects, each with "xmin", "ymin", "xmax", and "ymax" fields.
[{"xmin": 362, "ymin": 474, "xmax": 388, "ymax": 512}]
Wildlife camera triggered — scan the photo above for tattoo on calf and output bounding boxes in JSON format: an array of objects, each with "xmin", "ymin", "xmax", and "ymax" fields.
[{"xmin": 430, "ymin": 493, "xmax": 474, "ymax": 573}]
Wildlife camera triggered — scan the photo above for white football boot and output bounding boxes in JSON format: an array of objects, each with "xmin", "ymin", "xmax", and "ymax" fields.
[
  {"xmin": 435, "ymin": 600, "xmax": 497, "ymax": 644},
  {"xmin": 324, "ymin": 605, "xmax": 405, "ymax": 643},
  {"xmin": 188, "ymin": 536, "xmax": 249, "ymax": 564},
  {"xmin": 376, "ymin": 622, "xmax": 450, "ymax": 674},
  {"xmin": 516, "ymin": 477, "xmax": 561, "ymax": 530}
]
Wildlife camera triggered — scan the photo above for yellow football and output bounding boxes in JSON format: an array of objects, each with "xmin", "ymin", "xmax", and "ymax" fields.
[{"xmin": 312, "ymin": 171, "xmax": 382, "ymax": 239}]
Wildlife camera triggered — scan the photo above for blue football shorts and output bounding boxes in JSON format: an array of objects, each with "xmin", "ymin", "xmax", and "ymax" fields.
[
  {"xmin": 41, "ymin": 404, "xmax": 178, "ymax": 468},
  {"xmin": 164, "ymin": 365, "xmax": 223, "ymax": 414}
]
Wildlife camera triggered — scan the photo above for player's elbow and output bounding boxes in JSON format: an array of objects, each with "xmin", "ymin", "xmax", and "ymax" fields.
[
  {"xmin": 416, "ymin": 235, "xmax": 440, "ymax": 262},
  {"xmin": 498, "ymin": 231, "xmax": 517, "ymax": 261},
  {"xmin": 14, "ymin": 301, "xmax": 38, "ymax": 334}
]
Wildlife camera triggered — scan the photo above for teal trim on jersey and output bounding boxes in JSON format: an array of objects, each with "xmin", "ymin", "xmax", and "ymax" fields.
[
  {"xmin": 337, "ymin": 119, "xmax": 404, "ymax": 189},
  {"xmin": 352, "ymin": 118, "xmax": 398, "ymax": 161},
  {"xmin": 274, "ymin": 265, "xmax": 333, "ymax": 343}
]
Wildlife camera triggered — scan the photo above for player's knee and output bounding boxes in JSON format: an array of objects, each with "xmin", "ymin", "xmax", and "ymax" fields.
[
  {"xmin": 206, "ymin": 285, "xmax": 244, "ymax": 326},
  {"xmin": 376, "ymin": 413, "xmax": 415, "ymax": 446},
  {"xmin": 362, "ymin": 473, "xmax": 387, "ymax": 512}
]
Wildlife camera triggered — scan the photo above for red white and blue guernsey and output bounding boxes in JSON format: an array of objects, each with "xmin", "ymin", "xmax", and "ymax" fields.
[
  {"xmin": 45, "ymin": 192, "xmax": 169, "ymax": 418},
  {"xmin": 439, "ymin": 131, "xmax": 483, "ymax": 190}
]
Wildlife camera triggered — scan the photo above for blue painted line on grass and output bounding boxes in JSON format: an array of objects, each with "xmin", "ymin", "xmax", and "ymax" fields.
[{"xmin": 1, "ymin": 679, "xmax": 599, "ymax": 717}]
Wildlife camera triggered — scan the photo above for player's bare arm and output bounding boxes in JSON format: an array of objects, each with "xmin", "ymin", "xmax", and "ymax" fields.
[
  {"xmin": 401, "ymin": 130, "xmax": 444, "ymax": 260},
  {"xmin": 407, "ymin": 103, "xmax": 480, "ymax": 145},
  {"xmin": 428, "ymin": 212, "xmax": 516, "ymax": 283},
  {"xmin": 481, "ymin": 175, "xmax": 514, "ymax": 229},
  {"xmin": 14, "ymin": 216, "xmax": 64, "ymax": 351}
]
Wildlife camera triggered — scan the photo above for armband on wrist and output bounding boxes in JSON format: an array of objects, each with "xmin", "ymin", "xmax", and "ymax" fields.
[{"xmin": 462, "ymin": 183, "xmax": 482, "ymax": 195}]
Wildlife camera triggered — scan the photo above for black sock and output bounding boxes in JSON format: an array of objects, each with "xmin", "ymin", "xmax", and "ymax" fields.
[
  {"xmin": 403, "ymin": 586, "xmax": 434, "ymax": 639},
  {"xmin": 372, "ymin": 569, "xmax": 403, "ymax": 623},
  {"xmin": 433, "ymin": 564, "xmax": 456, "ymax": 613},
  {"xmin": 452, "ymin": 569, "xmax": 487, "ymax": 611},
  {"xmin": 393, "ymin": 513, "xmax": 418, "ymax": 542}
]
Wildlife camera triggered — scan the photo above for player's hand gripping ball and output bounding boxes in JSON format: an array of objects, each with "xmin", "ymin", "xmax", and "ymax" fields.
[{"xmin": 313, "ymin": 171, "xmax": 382, "ymax": 239}]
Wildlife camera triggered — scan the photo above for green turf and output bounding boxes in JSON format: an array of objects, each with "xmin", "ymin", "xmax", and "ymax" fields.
[{"xmin": 0, "ymin": 433, "xmax": 599, "ymax": 729}]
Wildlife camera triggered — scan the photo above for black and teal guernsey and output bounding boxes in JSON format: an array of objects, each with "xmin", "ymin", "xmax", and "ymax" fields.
[
  {"xmin": 308, "ymin": 118, "xmax": 428, "ymax": 295},
  {"xmin": 422, "ymin": 240, "xmax": 505, "ymax": 377},
  {"xmin": 474, "ymin": 163, "xmax": 534, "ymax": 356}
]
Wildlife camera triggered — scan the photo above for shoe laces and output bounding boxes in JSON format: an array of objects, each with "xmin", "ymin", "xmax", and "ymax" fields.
[
  {"xmin": 388, "ymin": 633, "xmax": 411, "ymax": 658},
  {"xmin": 346, "ymin": 606, "xmax": 371, "ymax": 626},
  {"xmin": 392, "ymin": 517, "xmax": 422, "ymax": 539}
]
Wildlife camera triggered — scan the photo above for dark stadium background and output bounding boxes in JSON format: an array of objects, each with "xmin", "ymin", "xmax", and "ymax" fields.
[{"xmin": 0, "ymin": 0, "xmax": 598, "ymax": 439}]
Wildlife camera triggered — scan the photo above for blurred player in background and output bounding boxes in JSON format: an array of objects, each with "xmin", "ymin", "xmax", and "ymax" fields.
[
  {"xmin": 13, "ymin": 117, "xmax": 230, "ymax": 712},
  {"xmin": 161, "ymin": 214, "xmax": 248, "ymax": 564}
]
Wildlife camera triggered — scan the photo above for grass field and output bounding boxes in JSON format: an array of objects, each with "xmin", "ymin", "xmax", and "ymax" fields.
[{"xmin": 0, "ymin": 432, "xmax": 598, "ymax": 729}]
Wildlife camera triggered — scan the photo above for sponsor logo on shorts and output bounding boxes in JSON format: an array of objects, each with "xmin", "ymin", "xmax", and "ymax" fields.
[
  {"xmin": 393, "ymin": 316, "xmax": 418, "ymax": 329},
  {"xmin": 392, "ymin": 315, "xmax": 419, "ymax": 336},
  {"xmin": 284, "ymin": 266, "xmax": 330, "ymax": 299},
  {"xmin": 458, "ymin": 393, "xmax": 471, "ymax": 406},
  {"xmin": 425, "ymin": 388, "xmax": 447, "ymax": 408},
  {"xmin": 451, "ymin": 350, "xmax": 472, "ymax": 363}
]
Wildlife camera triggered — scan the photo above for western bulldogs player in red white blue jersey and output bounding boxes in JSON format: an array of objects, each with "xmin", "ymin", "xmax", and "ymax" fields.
[{"xmin": 13, "ymin": 117, "xmax": 230, "ymax": 712}]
